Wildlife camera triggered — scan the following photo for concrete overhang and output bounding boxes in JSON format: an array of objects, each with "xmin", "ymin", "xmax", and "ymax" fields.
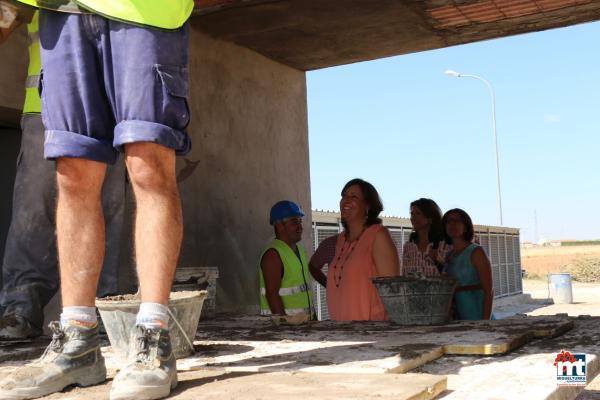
[{"xmin": 192, "ymin": 0, "xmax": 600, "ymax": 70}]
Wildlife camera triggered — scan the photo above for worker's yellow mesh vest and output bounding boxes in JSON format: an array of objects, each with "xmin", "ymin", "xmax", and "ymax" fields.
[
  {"xmin": 16, "ymin": 1, "xmax": 193, "ymax": 29},
  {"xmin": 258, "ymin": 239, "xmax": 313, "ymax": 317},
  {"xmin": 23, "ymin": 11, "xmax": 41, "ymax": 114}
]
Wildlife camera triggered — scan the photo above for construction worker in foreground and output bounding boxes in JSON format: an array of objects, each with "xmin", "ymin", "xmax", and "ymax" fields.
[
  {"xmin": 259, "ymin": 200, "xmax": 314, "ymax": 323},
  {"xmin": 0, "ymin": 6, "xmax": 126, "ymax": 342},
  {"xmin": 0, "ymin": 0, "xmax": 193, "ymax": 399}
]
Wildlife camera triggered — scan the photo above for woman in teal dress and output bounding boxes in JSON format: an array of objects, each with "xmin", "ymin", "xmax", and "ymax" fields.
[{"xmin": 442, "ymin": 208, "xmax": 494, "ymax": 320}]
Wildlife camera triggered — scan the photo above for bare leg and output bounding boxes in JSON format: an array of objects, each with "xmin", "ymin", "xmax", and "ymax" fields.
[
  {"xmin": 56, "ymin": 158, "xmax": 107, "ymax": 307},
  {"xmin": 125, "ymin": 143, "xmax": 182, "ymax": 305}
]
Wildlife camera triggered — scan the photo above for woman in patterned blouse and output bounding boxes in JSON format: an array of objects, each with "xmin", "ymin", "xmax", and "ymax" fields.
[{"xmin": 402, "ymin": 198, "xmax": 450, "ymax": 276}]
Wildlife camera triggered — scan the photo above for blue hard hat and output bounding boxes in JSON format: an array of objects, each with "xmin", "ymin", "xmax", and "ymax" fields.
[{"xmin": 269, "ymin": 200, "xmax": 305, "ymax": 225}]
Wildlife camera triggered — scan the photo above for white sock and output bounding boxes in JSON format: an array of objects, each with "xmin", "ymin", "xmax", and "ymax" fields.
[
  {"xmin": 60, "ymin": 306, "xmax": 97, "ymax": 328},
  {"xmin": 136, "ymin": 302, "xmax": 169, "ymax": 330}
]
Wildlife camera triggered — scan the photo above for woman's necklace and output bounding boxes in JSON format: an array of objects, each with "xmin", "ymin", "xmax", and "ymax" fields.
[{"xmin": 332, "ymin": 228, "xmax": 365, "ymax": 288}]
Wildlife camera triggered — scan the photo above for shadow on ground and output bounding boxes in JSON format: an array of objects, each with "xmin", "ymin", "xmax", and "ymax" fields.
[{"xmin": 576, "ymin": 389, "xmax": 600, "ymax": 400}]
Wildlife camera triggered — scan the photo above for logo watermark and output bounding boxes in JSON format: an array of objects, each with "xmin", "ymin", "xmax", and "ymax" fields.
[{"xmin": 554, "ymin": 350, "xmax": 587, "ymax": 386}]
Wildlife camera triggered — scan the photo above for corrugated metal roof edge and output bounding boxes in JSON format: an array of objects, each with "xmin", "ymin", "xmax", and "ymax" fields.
[{"xmin": 312, "ymin": 210, "xmax": 520, "ymax": 235}]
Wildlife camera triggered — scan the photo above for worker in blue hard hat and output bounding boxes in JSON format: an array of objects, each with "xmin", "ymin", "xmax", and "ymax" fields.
[{"xmin": 259, "ymin": 200, "xmax": 314, "ymax": 321}]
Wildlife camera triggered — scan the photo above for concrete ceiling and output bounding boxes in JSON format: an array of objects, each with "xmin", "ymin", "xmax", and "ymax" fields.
[{"xmin": 192, "ymin": 0, "xmax": 600, "ymax": 70}]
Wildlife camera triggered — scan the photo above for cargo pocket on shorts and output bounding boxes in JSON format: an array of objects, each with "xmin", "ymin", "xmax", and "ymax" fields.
[{"xmin": 154, "ymin": 64, "xmax": 190, "ymax": 130}]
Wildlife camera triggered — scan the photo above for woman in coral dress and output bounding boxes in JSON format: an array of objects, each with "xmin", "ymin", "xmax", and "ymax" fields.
[{"xmin": 327, "ymin": 178, "xmax": 400, "ymax": 321}]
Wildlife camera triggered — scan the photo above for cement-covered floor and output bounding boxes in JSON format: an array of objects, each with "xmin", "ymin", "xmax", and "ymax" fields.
[{"xmin": 1, "ymin": 314, "xmax": 598, "ymax": 400}]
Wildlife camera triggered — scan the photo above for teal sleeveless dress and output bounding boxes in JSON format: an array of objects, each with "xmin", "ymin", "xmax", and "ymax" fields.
[{"xmin": 446, "ymin": 243, "xmax": 493, "ymax": 320}]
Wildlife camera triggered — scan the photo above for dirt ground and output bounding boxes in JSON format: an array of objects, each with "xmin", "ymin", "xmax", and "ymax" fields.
[
  {"xmin": 521, "ymin": 245, "xmax": 600, "ymax": 278},
  {"xmin": 495, "ymin": 279, "xmax": 600, "ymax": 399},
  {"xmin": 3, "ymin": 279, "xmax": 600, "ymax": 400},
  {"xmin": 494, "ymin": 279, "xmax": 600, "ymax": 318}
]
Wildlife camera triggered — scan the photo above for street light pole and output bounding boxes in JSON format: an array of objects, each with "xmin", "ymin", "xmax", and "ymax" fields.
[{"xmin": 445, "ymin": 69, "xmax": 503, "ymax": 226}]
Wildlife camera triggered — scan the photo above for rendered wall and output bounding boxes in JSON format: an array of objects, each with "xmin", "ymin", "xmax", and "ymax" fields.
[{"xmin": 176, "ymin": 27, "xmax": 311, "ymax": 313}]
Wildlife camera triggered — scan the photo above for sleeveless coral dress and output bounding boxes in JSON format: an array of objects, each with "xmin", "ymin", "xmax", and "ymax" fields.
[{"xmin": 326, "ymin": 224, "xmax": 387, "ymax": 321}]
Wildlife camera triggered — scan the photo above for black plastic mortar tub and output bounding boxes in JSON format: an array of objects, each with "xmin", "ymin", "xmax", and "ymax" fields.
[
  {"xmin": 372, "ymin": 276, "xmax": 457, "ymax": 325},
  {"xmin": 96, "ymin": 290, "xmax": 207, "ymax": 362}
]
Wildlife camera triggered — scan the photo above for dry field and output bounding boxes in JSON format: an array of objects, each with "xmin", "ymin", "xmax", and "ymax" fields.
[{"xmin": 521, "ymin": 245, "xmax": 600, "ymax": 278}]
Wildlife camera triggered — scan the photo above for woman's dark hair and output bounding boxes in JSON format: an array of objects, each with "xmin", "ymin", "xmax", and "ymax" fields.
[
  {"xmin": 408, "ymin": 198, "xmax": 444, "ymax": 248},
  {"xmin": 340, "ymin": 178, "xmax": 383, "ymax": 230},
  {"xmin": 442, "ymin": 208, "xmax": 474, "ymax": 244}
]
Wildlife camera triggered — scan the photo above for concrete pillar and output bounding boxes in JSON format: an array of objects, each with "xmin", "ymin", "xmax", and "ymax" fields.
[{"xmin": 177, "ymin": 27, "xmax": 312, "ymax": 313}]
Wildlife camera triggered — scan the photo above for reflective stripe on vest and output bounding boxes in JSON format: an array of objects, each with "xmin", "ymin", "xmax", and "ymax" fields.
[
  {"xmin": 23, "ymin": 11, "xmax": 41, "ymax": 114},
  {"xmin": 25, "ymin": 74, "xmax": 40, "ymax": 89},
  {"xmin": 259, "ymin": 283, "xmax": 309, "ymax": 297},
  {"xmin": 258, "ymin": 239, "xmax": 313, "ymax": 317}
]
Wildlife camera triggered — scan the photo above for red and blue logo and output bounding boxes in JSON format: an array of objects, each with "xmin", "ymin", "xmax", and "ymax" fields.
[{"xmin": 554, "ymin": 350, "xmax": 587, "ymax": 386}]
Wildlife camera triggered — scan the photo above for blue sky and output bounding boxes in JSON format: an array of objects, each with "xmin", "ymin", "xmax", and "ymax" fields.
[{"xmin": 307, "ymin": 21, "xmax": 600, "ymax": 243}]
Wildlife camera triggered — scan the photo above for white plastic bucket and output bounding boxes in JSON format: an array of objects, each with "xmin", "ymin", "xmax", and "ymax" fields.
[{"xmin": 548, "ymin": 273, "xmax": 573, "ymax": 304}]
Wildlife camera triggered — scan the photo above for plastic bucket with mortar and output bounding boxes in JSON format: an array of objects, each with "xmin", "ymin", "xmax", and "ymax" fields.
[
  {"xmin": 96, "ymin": 290, "xmax": 207, "ymax": 362},
  {"xmin": 372, "ymin": 276, "xmax": 457, "ymax": 325}
]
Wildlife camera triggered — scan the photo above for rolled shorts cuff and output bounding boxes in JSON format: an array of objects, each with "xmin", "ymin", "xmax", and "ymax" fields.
[
  {"xmin": 114, "ymin": 120, "xmax": 192, "ymax": 155},
  {"xmin": 44, "ymin": 130, "xmax": 118, "ymax": 164}
]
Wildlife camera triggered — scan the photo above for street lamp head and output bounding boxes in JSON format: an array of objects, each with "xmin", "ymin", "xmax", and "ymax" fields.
[
  {"xmin": 445, "ymin": 69, "xmax": 461, "ymax": 77},
  {"xmin": 443, "ymin": 69, "xmax": 502, "ymax": 225}
]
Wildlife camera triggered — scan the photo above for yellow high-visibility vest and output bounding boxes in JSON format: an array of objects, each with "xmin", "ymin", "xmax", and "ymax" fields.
[
  {"xmin": 259, "ymin": 239, "xmax": 313, "ymax": 317},
  {"xmin": 16, "ymin": 0, "xmax": 193, "ymax": 30},
  {"xmin": 23, "ymin": 11, "xmax": 40, "ymax": 114}
]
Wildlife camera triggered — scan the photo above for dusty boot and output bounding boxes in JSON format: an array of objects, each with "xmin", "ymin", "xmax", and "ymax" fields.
[
  {"xmin": 0, "ymin": 321, "xmax": 106, "ymax": 400},
  {"xmin": 0, "ymin": 314, "xmax": 42, "ymax": 340},
  {"xmin": 110, "ymin": 325, "xmax": 177, "ymax": 400}
]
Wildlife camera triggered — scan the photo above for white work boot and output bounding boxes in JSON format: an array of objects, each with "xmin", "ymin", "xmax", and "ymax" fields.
[
  {"xmin": 110, "ymin": 325, "xmax": 178, "ymax": 400},
  {"xmin": 0, "ymin": 321, "xmax": 106, "ymax": 399}
]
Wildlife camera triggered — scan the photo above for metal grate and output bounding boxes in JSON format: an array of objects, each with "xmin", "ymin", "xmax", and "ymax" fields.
[
  {"xmin": 506, "ymin": 235, "xmax": 515, "ymax": 265},
  {"xmin": 472, "ymin": 230, "xmax": 524, "ymax": 298},
  {"xmin": 312, "ymin": 226, "xmax": 339, "ymax": 320},
  {"xmin": 402, "ymin": 228, "xmax": 413, "ymax": 254},
  {"xmin": 506, "ymin": 235, "xmax": 517, "ymax": 294},
  {"xmin": 495, "ymin": 234, "xmax": 509, "ymax": 296},
  {"xmin": 389, "ymin": 228, "xmax": 403, "ymax": 256},
  {"xmin": 314, "ymin": 266, "xmax": 329, "ymax": 320},
  {"xmin": 489, "ymin": 234, "xmax": 501, "ymax": 295},
  {"xmin": 499, "ymin": 234, "xmax": 507, "ymax": 265},
  {"xmin": 478, "ymin": 233, "xmax": 491, "ymax": 256},
  {"xmin": 317, "ymin": 227, "xmax": 338, "ymax": 244},
  {"xmin": 514, "ymin": 235, "xmax": 523, "ymax": 292}
]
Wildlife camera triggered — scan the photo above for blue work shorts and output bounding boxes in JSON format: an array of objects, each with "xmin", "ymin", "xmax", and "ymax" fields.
[{"xmin": 39, "ymin": 10, "xmax": 192, "ymax": 164}]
